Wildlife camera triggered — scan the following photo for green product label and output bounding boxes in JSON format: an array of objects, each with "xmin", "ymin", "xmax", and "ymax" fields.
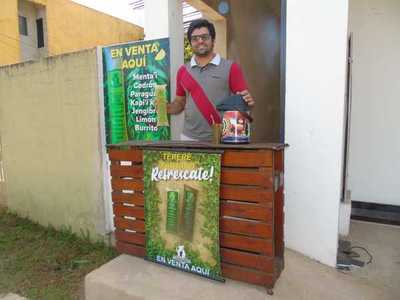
[
  {"xmin": 166, "ymin": 191, "xmax": 179, "ymax": 233},
  {"xmin": 181, "ymin": 186, "xmax": 197, "ymax": 241},
  {"xmin": 155, "ymin": 84, "xmax": 169, "ymax": 127}
]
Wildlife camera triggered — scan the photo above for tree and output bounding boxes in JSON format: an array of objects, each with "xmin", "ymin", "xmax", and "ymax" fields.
[{"xmin": 184, "ymin": 37, "xmax": 193, "ymax": 63}]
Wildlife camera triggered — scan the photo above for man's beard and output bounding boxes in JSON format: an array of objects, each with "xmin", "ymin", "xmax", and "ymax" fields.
[
  {"xmin": 194, "ymin": 44, "xmax": 214, "ymax": 57},
  {"xmin": 195, "ymin": 49, "xmax": 211, "ymax": 57}
]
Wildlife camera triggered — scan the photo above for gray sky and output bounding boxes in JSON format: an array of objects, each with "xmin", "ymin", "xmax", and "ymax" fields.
[
  {"xmin": 71, "ymin": 0, "xmax": 144, "ymax": 26},
  {"xmin": 71, "ymin": 1, "xmax": 201, "ymax": 29}
]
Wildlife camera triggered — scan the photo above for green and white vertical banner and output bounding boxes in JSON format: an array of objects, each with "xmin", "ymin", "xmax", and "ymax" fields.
[
  {"xmin": 102, "ymin": 38, "xmax": 171, "ymax": 143},
  {"xmin": 143, "ymin": 150, "xmax": 223, "ymax": 281}
]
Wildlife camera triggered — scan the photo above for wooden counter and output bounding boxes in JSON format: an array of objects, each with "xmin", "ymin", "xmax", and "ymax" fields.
[{"xmin": 107, "ymin": 141, "xmax": 285, "ymax": 292}]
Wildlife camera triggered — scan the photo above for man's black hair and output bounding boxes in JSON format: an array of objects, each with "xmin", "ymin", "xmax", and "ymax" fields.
[{"xmin": 187, "ymin": 19, "xmax": 216, "ymax": 42}]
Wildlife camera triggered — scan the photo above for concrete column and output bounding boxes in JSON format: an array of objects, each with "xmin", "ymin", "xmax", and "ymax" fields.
[
  {"xmin": 213, "ymin": 19, "xmax": 227, "ymax": 58},
  {"xmin": 144, "ymin": 0, "xmax": 184, "ymax": 140}
]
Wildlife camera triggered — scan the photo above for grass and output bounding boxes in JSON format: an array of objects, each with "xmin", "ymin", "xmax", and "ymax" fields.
[{"xmin": 0, "ymin": 207, "xmax": 118, "ymax": 300}]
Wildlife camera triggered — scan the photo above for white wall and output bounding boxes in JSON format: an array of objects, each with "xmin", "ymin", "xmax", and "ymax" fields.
[
  {"xmin": 285, "ymin": 1, "xmax": 349, "ymax": 266},
  {"xmin": 347, "ymin": 0, "xmax": 400, "ymax": 206}
]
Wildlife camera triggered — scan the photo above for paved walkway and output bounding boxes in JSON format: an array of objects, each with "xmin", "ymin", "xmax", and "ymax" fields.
[{"xmin": 85, "ymin": 249, "xmax": 398, "ymax": 300}]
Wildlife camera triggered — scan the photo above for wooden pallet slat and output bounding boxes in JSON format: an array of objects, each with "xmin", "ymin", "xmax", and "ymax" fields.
[
  {"xmin": 222, "ymin": 150, "xmax": 273, "ymax": 168},
  {"xmin": 220, "ymin": 218, "xmax": 272, "ymax": 239},
  {"xmin": 220, "ymin": 233, "xmax": 273, "ymax": 256},
  {"xmin": 108, "ymin": 149, "xmax": 143, "ymax": 162},
  {"xmin": 115, "ymin": 230, "xmax": 145, "ymax": 246},
  {"xmin": 221, "ymin": 168, "xmax": 273, "ymax": 187},
  {"xmin": 221, "ymin": 248, "xmax": 274, "ymax": 272},
  {"xmin": 112, "ymin": 179, "xmax": 144, "ymax": 192},
  {"xmin": 220, "ymin": 185, "xmax": 273, "ymax": 204},
  {"xmin": 116, "ymin": 241, "xmax": 146, "ymax": 257},
  {"xmin": 221, "ymin": 201, "xmax": 272, "ymax": 222},
  {"xmin": 114, "ymin": 217, "xmax": 145, "ymax": 233},
  {"xmin": 113, "ymin": 204, "xmax": 145, "ymax": 219},
  {"xmin": 110, "ymin": 165, "xmax": 144, "ymax": 178},
  {"xmin": 112, "ymin": 192, "xmax": 145, "ymax": 206},
  {"xmin": 222, "ymin": 263, "xmax": 275, "ymax": 286}
]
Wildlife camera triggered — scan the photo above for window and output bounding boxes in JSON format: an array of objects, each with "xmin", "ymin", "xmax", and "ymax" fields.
[
  {"xmin": 36, "ymin": 18, "xmax": 44, "ymax": 48},
  {"xmin": 19, "ymin": 15, "xmax": 28, "ymax": 36}
]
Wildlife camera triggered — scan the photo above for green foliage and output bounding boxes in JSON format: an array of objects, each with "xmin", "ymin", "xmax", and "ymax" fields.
[
  {"xmin": 198, "ymin": 153, "xmax": 222, "ymax": 272},
  {"xmin": 184, "ymin": 37, "xmax": 193, "ymax": 63},
  {"xmin": 143, "ymin": 151, "xmax": 166, "ymax": 260}
]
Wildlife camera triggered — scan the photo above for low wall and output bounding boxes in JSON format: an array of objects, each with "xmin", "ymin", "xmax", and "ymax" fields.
[{"xmin": 0, "ymin": 48, "xmax": 107, "ymax": 240}]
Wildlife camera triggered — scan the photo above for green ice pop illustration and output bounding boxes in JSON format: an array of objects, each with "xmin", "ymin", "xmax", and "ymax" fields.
[
  {"xmin": 166, "ymin": 190, "xmax": 179, "ymax": 233},
  {"xmin": 181, "ymin": 185, "xmax": 197, "ymax": 241},
  {"xmin": 107, "ymin": 69, "xmax": 128, "ymax": 144},
  {"xmin": 155, "ymin": 84, "xmax": 169, "ymax": 127}
]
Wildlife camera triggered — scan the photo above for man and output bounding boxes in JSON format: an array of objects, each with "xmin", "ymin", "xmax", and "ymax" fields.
[{"xmin": 167, "ymin": 19, "xmax": 254, "ymax": 141}]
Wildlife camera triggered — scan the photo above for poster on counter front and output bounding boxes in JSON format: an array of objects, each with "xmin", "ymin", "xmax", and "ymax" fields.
[
  {"xmin": 143, "ymin": 150, "xmax": 223, "ymax": 281},
  {"xmin": 102, "ymin": 38, "xmax": 170, "ymax": 143}
]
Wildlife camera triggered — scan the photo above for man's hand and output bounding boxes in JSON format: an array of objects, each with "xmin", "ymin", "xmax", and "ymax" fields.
[
  {"xmin": 167, "ymin": 95, "xmax": 186, "ymax": 114},
  {"xmin": 237, "ymin": 90, "xmax": 255, "ymax": 107}
]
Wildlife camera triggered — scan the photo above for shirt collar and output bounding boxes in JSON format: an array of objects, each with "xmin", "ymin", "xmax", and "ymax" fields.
[{"xmin": 190, "ymin": 54, "xmax": 221, "ymax": 68}]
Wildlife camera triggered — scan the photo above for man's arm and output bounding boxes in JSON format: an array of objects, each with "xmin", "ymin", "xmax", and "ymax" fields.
[
  {"xmin": 167, "ymin": 95, "xmax": 186, "ymax": 114},
  {"xmin": 229, "ymin": 63, "xmax": 255, "ymax": 107},
  {"xmin": 169, "ymin": 65, "xmax": 187, "ymax": 114}
]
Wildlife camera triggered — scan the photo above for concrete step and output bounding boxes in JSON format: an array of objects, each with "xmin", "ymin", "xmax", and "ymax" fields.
[
  {"xmin": 85, "ymin": 250, "xmax": 393, "ymax": 300},
  {"xmin": 85, "ymin": 254, "xmax": 267, "ymax": 300}
]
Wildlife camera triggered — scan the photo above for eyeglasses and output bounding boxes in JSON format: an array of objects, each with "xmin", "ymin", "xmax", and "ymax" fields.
[{"xmin": 190, "ymin": 34, "xmax": 211, "ymax": 42}]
